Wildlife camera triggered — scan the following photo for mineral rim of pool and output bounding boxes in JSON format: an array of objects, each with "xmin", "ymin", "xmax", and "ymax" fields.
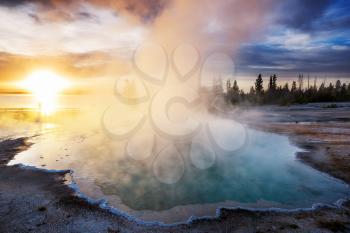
[{"xmin": 8, "ymin": 124, "xmax": 350, "ymax": 224}]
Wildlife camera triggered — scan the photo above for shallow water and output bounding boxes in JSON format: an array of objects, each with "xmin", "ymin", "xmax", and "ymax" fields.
[{"xmin": 7, "ymin": 122, "xmax": 350, "ymax": 223}]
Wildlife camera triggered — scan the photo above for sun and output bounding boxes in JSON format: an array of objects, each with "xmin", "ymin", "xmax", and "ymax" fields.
[{"xmin": 20, "ymin": 70, "xmax": 70, "ymax": 115}]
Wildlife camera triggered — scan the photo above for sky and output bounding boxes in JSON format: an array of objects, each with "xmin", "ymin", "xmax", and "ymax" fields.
[
  {"xmin": 0, "ymin": 0, "xmax": 349, "ymax": 93},
  {"xmin": 236, "ymin": 0, "xmax": 350, "ymax": 77}
]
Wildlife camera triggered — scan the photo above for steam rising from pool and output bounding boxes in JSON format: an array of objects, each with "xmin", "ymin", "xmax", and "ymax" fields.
[{"xmin": 8, "ymin": 115, "xmax": 350, "ymax": 223}]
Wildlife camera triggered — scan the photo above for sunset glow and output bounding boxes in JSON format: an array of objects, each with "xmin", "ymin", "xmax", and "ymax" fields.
[
  {"xmin": 0, "ymin": 1, "xmax": 350, "ymax": 232},
  {"xmin": 20, "ymin": 70, "xmax": 70, "ymax": 115}
]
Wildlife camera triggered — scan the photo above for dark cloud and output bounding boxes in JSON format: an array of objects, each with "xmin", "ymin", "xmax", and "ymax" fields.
[
  {"xmin": 313, "ymin": 1, "xmax": 350, "ymax": 32},
  {"xmin": 0, "ymin": 0, "xmax": 348, "ymax": 78},
  {"xmin": 275, "ymin": 0, "xmax": 350, "ymax": 34},
  {"xmin": 234, "ymin": 0, "xmax": 350, "ymax": 76},
  {"xmin": 236, "ymin": 44, "xmax": 350, "ymax": 75},
  {"xmin": 106, "ymin": 0, "xmax": 168, "ymax": 22},
  {"xmin": 0, "ymin": 0, "xmax": 30, "ymax": 7},
  {"xmin": 0, "ymin": 0, "xmax": 169, "ymax": 22},
  {"xmin": 276, "ymin": 0, "xmax": 332, "ymax": 31},
  {"xmin": 28, "ymin": 13, "xmax": 41, "ymax": 23},
  {"xmin": 322, "ymin": 17, "xmax": 350, "ymax": 31},
  {"xmin": 0, "ymin": 0, "xmax": 72, "ymax": 8},
  {"xmin": 77, "ymin": 11, "xmax": 93, "ymax": 19}
]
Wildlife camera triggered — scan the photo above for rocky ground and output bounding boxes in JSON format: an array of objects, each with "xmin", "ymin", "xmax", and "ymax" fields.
[
  {"xmin": 247, "ymin": 103, "xmax": 350, "ymax": 184},
  {"xmin": 1, "ymin": 103, "xmax": 350, "ymax": 233}
]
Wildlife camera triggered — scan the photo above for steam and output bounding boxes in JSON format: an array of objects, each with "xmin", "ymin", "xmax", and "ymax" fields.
[
  {"xmin": 11, "ymin": 0, "xmax": 273, "ymax": 53},
  {"xmin": 151, "ymin": 0, "xmax": 272, "ymax": 52},
  {"xmin": 2, "ymin": 0, "xmax": 274, "ymax": 196},
  {"xmin": 4, "ymin": 1, "xmax": 350, "ymax": 223},
  {"xmin": 0, "ymin": 0, "xmax": 276, "ymax": 166}
]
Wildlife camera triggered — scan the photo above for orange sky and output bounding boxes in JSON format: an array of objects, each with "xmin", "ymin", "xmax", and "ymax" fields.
[
  {"xmin": 1, "ymin": 0, "xmax": 349, "ymax": 96},
  {"xmin": 0, "ymin": 51, "xmax": 130, "ymax": 94},
  {"xmin": 0, "ymin": 0, "xmax": 272, "ymax": 94}
]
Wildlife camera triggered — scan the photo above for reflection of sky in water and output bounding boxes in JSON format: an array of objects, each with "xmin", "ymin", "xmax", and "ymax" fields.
[
  {"xmin": 0, "ymin": 94, "xmax": 86, "ymax": 109},
  {"xmin": 8, "ymin": 124, "xmax": 350, "ymax": 223}
]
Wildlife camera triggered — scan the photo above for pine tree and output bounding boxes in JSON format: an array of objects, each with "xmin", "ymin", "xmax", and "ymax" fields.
[
  {"xmin": 222, "ymin": 74, "xmax": 350, "ymax": 106},
  {"xmin": 255, "ymin": 74, "xmax": 263, "ymax": 94},
  {"xmin": 249, "ymin": 86, "xmax": 255, "ymax": 95},
  {"xmin": 335, "ymin": 80, "xmax": 341, "ymax": 92},
  {"xmin": 341, "ymin": 83, "xmax": 347, "ymax": 100},
  {"xmin": 268, "ymin": 76, "xmax": 273, "ymax": 91},
  {"xmin": 328, "ymin": 82, "xmax": 334, "ymax": 91},
  {"xmin": 319, "ymin": 82, "xmax": 325, "ymax": 91},
  {"xmin": 272, "ymin": 74, "xmax": 277, "ymax": 90},
  {"xmin": 227, "ymin": 80, "xmax": 240, "ymax": 104},
  {"xmin": 298, "ymin": 74, "xmax": 304, "ymax": 90},
  {"xmin": 291, "ymin": 81, "xmax": 297, "ymax": 92},
  {"xmin": 232, "ymin": 80, "xmax": 239, "ymax": 93}
]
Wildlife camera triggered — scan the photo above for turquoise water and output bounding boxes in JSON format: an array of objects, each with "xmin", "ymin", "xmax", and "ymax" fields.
[
  {"xmin": 8, "ymin": 125, "xmax": 350, "ymax": 222},
  {"xmin": 97, "ymin": 129, "xmax": 349, "ymax": 211}
]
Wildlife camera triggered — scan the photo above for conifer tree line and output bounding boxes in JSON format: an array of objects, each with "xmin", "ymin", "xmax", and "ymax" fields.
[{"xmin": 222, "ymin": 74, "xmax": 350, "ymax": 105}]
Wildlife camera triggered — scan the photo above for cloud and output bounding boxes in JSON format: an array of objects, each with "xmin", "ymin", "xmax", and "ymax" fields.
[
  {"xmin": 275, "ymin": 0, "xmax": 332, "ymax": 31},
  {"xmin": 236, "ymin": 43, "xmax": 350, "ymax": 75},
  {"xmin": 265, "ymin": 30, "xmax": 313, "ymax": 50},
  {"xmin": 0, "ymin": 3, "xmax": 145, "ymax": 56},
  {"xmin": 150, "ymin": 0, "xmax": 273, "ymax": 52},
  {"xmin": 284, "ymin": 33, "xmax": 311, "ymax": 48},
  {"xmin": 331, "ymin": 45, "xmax": 349, "ymax": 51},
  {"xmin": 0, "ymin": 0, "xmax": 274, "ymax": 56},
  {"xmin": 0, "ymin": 0, "xmax": 348, "ymax": 78},
  {"xmin": 233, "ymin": 0, "xmax": 350, "ymax": 76},
  {"xmin": 0, "ymin": 0, "xmax": 169, "ymax": 22}
]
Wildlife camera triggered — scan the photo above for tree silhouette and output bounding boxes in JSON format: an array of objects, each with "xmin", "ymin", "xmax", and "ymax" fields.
[
  {"xmin": 222, "ymin": 74, "xmax": 350, "ymax": 106},
  {"xmin": 268, "ymin": 75, "xmax": 273, "ymax": 91},
  {"xmin": 272, "ymin": 74, "xmax": 277, "ymax": 91},
  {"xmin": 298, "ymin": 74, "xmax": 304, "ymax": 90},
  {"xmin": 255, "ymin": 74, "xmax": 263, "ymax": 95},
  {"xmin": 232, "ymin": 80, "xmax": 239, "ymax": 92},
  {"xmin": 291, "ymin": 81, "xmax": 297, "ymax": 92},
  {"xmin": 336, "ymin": 80, "xmax": 341, "ymax": 92}
]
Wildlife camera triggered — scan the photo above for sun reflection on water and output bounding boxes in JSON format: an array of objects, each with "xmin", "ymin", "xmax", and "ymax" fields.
[{"xmin": 19, "ymin": 70, "xmax": 71, "ymax": 115}]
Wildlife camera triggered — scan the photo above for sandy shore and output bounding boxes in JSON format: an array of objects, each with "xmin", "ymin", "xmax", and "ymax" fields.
[{"xmin": 1, "ymin": 105, "xmax": 350, "ymax": 232}]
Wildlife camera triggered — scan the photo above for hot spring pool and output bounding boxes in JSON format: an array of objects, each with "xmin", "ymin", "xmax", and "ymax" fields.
[{"xmin": 8, "ymin": 123, "xmax": 350, "ymax": 223}]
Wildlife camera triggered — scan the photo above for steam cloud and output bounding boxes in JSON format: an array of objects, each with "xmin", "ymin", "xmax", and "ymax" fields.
[
  {"xmin": 5, "ymin": 0, "xmax": 273, "ymax": 52},
  {"xmin": 1, "ymin": 0, "xmax": 274, "ymax": 187}
]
